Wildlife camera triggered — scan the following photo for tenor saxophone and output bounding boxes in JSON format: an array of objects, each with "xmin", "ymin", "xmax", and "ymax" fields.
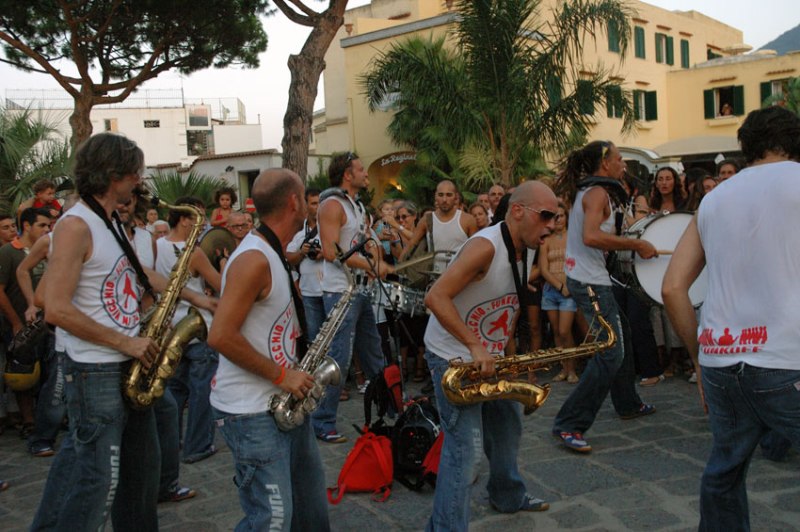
[
  {"xmin": 441, "ymin": 287, "xmax": 615, "ymax": 414},
  {"xmin": 269, "ymin": 251, "xmax": 356, "ymax": 431},
  {"xmin": 123, "ymin": 196, "xmax": 208, "ymax": 409}
]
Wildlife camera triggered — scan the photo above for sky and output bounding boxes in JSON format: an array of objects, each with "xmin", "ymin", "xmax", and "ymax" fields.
[{"xmin": 0, "ymin": 0, "xmax": 797, "ymax": 150}]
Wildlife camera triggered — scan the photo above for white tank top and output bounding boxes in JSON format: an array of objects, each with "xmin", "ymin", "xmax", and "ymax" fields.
[
  {"xmin": 210, "ymin": 232, "xmax": 301, "ymax": 413},
  {"xmin": 321, "ymin": 193, "xmax": 366, "ymax": 292},
  {"xmin": 697, "ymin": 161, "xmax": 800, "ymax": 370},
  {"xmin": 59, "ymin": 202, "xmax": 141, "ymax": 363},
  {"xmin": 424, "ymin": 224, "xmax": 520, "ymax": 361},
  {"xmin": 564, "ymin": 187, "xmax": 615, "ymax": 286},
  {"xmin": 432, "ymin": 210, "xmax": 469, "ymax": 273},
  {"xmin": 131, "ymin": 227, "xmax": 155, "ymax": 269},
  {"xmin": 154, "ymin": 237, "xmax": 213, "ymax": 331}
]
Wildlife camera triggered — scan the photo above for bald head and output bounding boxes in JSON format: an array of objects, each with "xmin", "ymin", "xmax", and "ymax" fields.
[
  {"xmin": 509, "ymin": 181, "xmax": 556, "ymax": 211},
  {"xmin": 252, "ymin": 168, "xmax": 304, "ymax": 218}
]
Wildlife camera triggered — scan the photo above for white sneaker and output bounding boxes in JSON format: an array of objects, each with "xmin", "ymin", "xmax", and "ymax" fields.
[
  {"xmin": 358, "ymin": 380, "xmax": 370, "ymax": 394},
  {"xmin": 688, "ymin": 372, "xmax": 698, "ymax": 383}
]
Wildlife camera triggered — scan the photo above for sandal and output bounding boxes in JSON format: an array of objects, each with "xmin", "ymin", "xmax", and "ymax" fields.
[
  {"xmin": 640, "ymin": 375, "xmax": 665, "ymax": 387},
  {"xmin": 567, "ymin": 374, "xmax": 579, "ymax": 384},
  {"xmin": 552, "ymin": 372, "xmax": 567, "ymax": 382}
]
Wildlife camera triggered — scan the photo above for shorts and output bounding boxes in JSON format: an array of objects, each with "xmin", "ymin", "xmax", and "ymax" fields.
[{"xmin": 541, "ymin": 283, "xmax": 577, "ymax": 312}]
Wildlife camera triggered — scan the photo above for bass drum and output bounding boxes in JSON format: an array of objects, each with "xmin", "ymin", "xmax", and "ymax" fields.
[
  {"xmin": 199, "ymin": 227, "xmax": 237, "ymax": 271},
  {"xmin": 618, "ymin": 212, "xmax": 707, "ymax": 308}
]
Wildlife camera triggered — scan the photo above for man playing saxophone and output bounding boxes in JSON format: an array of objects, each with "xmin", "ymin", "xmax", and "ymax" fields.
[
  {"xmin": 423, "ymin": 181, "xmax": 556, "ymax": 531},
  {"xmin": 208, "ymin": 169, "xmax": 329, "ymax": 532},
  {"xmin": 31, "ymin": 133, "xmax": 160, "ymax": 531}
]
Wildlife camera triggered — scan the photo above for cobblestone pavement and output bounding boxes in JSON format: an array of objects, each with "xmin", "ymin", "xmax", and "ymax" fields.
[{"xmin": 1, "ymin": 372, "xmax": 798, "ymax": 531}]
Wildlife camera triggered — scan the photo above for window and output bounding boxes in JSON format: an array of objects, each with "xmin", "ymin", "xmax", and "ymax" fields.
[
  {"xmin": 187, "ymin": 130, "xmax": 214, "ymax": 156},
  {"xmin": 143, "ymin": 120, "xmax": 160, "ymax": 128},
  {"xmin": 633, "ymin": 90, "xmax": 658, "ymax": 121},
  {"xmin": 655, "ymin": 33, "xmax": 674, "ymax": 65},
  {"xmin": 104, "ymin": 118, "xmax": 118, "ymax": 132},
  {"xmin": 703, "ymin": 86, "xmax": 745, "ymax": 118},
  {"xmin": 680, "ymin": 39, "xmax": 690, "ymax": 68},
  {"xmin": 634, "ymin": 27, "xmax": 646, "ymax": 58},
  {"xmin": 577, "ymin": 80, "xmax": 594, "ymax": 115},
  {"xmin": 608, "ymin": 20, "xmax": 620, "ymax": 53},
  {"xmin": 760, "ymin": 79, "xmax": 790, "ymax": 105},
  {"xmin": 606, "ymin": 85, "xmax": 624, "ymax": 118},
  {"xmin": 187, "ymin": 106, "xmax": 210, "ymax": 128},
  {"xmin": 707, "ymin": 49, "xmax": 723, "ymax": 60},
  {"xmin": 546, "ymin": 75, "xmax": 562, "ymax": 106}
]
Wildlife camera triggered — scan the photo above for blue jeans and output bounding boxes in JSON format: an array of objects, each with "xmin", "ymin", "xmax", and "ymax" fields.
[
  {"xmin": 700, "ymin": 364, "xmax": 800, "ymax": 532},
  {"xmin": 30, "ymin": 358, "xmax": 160, "ymax": 532},
  {"xmin": 29, "ymin": 341, "xmax": 67, "ymax": 450},
  {"xmin": 214, "ymin": 409, "xmax": 330, "ymax": 532},
  {"xmin": 303, "ymin": 295, "xmax": 325, "ymax": 342},
  {"xmin": 425, "ymin": 351, "xmax": 528, "ymax": 532},
  {"xmin": 311, "ymin": 291, "xmax": 384, "ymax": 436},
  {"xmin": 168, "ymin": 340, "xmax": 218, "ymax": 462},
  {"xmin": 154, "ymin": 387, "xmax": 181, "ymax": 498},
  {"xmin": 553, "ymin": 280, "xmax": 643, "ymax": 434}
]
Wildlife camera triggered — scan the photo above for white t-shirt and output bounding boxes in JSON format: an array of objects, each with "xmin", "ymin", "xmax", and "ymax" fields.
[
  {"xmin": 287, "ymin": 221, "xmax": 323, "ymax": 297},
  {"xmin": 424, "ymin": 224, "xmax": 520, "ymax": 361},
  {"xmin": 697, "ymin": 160, "xmax": 800, "ymax": 370},
  {"xmin": 210, "ymin": 233, "xmax": 302, "ymax": 414}
]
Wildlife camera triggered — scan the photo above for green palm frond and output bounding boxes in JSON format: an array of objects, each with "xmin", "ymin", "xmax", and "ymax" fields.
[{"xmin": 145, "ymin": 170, "xmax": 230, "ymax": 209}]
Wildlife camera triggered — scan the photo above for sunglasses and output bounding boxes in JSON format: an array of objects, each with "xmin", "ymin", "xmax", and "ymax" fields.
[
  {"xmin": 396, "ymin": 214, "xmax": 411, "ymax": 220},
  {"xmin": 228, "ymin": 224, "xmax": 248, "ymax": 230},
  {"xmin": 522, "ymin": 205, "xmax": 557, "ymax": 221}
]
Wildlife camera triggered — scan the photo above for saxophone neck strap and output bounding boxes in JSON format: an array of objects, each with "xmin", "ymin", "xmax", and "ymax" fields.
[
  {"xmin": 500, "ymin": 222, "xmax": 528, "ymax": 308},
  {"xmin": 81, "ymin": 194, "xmax": 154, "ymax": 298},
  {"xmin": 256, "ymin": 223, "xmax": 308, "ymax": 360}
]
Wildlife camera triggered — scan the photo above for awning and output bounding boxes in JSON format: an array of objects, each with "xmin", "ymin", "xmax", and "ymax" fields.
[{"xmin": 653, "ymin": 136, "xmax": 740, "ymax": 157}]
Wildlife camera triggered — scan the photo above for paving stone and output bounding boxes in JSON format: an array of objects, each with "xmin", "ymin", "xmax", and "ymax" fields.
[
  {"xmin": 614, "ymin": 506, "xmax": 681, "ymax": 530},
  {"xmin": 593, "ymin": 445, "xmax": 698, "ymax": 481},
  {"xmin": 547, "ymin": 502, "xmax": 602, "ymax": 529},
  {"xmin": 527, "ymin": 459, "xmax": 628, "ymax": 496}
]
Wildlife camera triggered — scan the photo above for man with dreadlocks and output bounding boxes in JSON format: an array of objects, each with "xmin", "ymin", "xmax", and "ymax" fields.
[{"xmin": 551, "ymin": 140, "xmax": 657, "ymax": 453}]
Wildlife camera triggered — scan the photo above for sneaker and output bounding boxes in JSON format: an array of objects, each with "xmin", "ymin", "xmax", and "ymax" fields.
[
  {"xmin": 519, "ymin": 494, "xmax": 550, "ymax": 512},
  {"xmin": 357, "ymin": 380, "xmax": 370, "ymax": 395},
  {"xmin": 552, "ymin": 430, "xmax": 592, "ymax": 453},
  {"xmin": 317, "ymin": 431, "xmax": 348, "ymax": 444},
  {"xmin": 158, "ymin": 486, "xmax": 197, "ymax": 503},
  {"xmin": 620, "ymin": 403, "xmax": 656, "ymax": 420},
  {"xmin": 688, "ymin": 371, "xmax": 698, "ymax": 383},
  {"xmin": 30, "ymin": 444, "xmax": 55, "ymax": 458}
]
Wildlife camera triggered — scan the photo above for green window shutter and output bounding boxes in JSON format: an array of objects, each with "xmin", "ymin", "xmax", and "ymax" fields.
[
  {"xmin": 666, "ymin": 36, "xmax": 674, "ymax": 65},
  {"xmin": 645, "ymin": 91, "xmax": 658, "ymax": 121},
  {"xmin": 577, "ymin": 80, "xmax": 594, "ymax": 115},
  {"xmin": 703, "ymin": 89, "xmax": 715, "ymax": 119},
  {"xmin": 655, "ymin": 33, "xmax": 664, "ymax": 63},
  {"xmin": 608, "ymin": 20, "xmax": 620, "ymax": 53},
  {"xmin": 633, "ymin": 90, "xmax": 642, "ymax": 120},
  {"xmin": 635, "ymin": 27, "xmax": 646, "ymax": 58},
  {"xmin": 733, "ymin": 85, "xmax": 745, "ymax": 115},
  {"xmin": 546, "ymin": 76, "xmax": 562, "ymax": 106},
  {"xmin": 680, "ymin": 39, "xmax": 690, "ymax": 68},
  {"xmin": 606, "ymin": 85, "xmax": 622, "ymax": 118},
  {"xmin": 760, "ymin": 81, "xmax": 772, "ymax": 105}
]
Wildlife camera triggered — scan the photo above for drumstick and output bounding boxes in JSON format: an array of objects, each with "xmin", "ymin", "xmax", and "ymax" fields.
[{"xmin": 656, "ymin": 249, "xmax": 673, "ymax": 255}]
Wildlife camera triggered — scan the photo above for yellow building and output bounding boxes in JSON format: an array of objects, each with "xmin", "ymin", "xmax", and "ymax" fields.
[{"xmin": 311, "ymin": 0, "xmax": 799, "ymax": 194}]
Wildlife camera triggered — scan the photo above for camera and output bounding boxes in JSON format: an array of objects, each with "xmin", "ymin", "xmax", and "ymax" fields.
[{"xmin": 306, "ymin": 240, "xmax": 322, "ymax": 260}]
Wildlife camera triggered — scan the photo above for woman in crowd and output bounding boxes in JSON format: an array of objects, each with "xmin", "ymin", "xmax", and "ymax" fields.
[
  {"xmin": 649, "ymin": 166, "xmax": 686, "ymax": 213},
  {"xmin": 468, "ymin": 202, "xmax": 490, "ymax": 231}
]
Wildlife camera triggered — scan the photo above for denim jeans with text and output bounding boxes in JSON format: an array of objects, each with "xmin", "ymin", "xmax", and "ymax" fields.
[
  {"xmin": 553, "ymin": 280, "xmax": 643, "ymax": 434},
  {"xmin": 30, "ymin": 357, "xmax": 160, "ymax": 532},
  {"xmin": 311, "ymin": 291, "xmax": 384, "ymax": 436},
  {"xmin": 425, "ymin": 351, "xmax": 529, "ymax": 532},
  {"xmin": 29, "ymin": 340, "xmax": 67, "ymax": 451},
  {"xmin": 214, "ymin": 408, "xmax": 330, "ymax": 532},
  {"xmin": 700, "ymin": 364, "xmax": 800, "ymax": 532}
]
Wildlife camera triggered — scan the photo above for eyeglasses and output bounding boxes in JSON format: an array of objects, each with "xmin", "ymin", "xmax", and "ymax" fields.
[
  {"xmin": 396, "ymin": 214, "xmax": 411, "ymax": 220},
  {"xmin": 522, "ymin": 206, "xmax": 557, "ymax": 221},
  {"xmin": 228, "ymin": 224, "xmax": 248, "ymax": 230}
]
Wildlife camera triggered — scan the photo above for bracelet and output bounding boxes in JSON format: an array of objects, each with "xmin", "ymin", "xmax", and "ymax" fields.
[{"xmin": 273, "ymin": 365, "xmax": 286, "ymax": 385}]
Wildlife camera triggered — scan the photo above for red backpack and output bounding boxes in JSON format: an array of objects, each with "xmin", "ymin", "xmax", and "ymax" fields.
[{"xmin": 327, "ymin": 428, "xmax": 393, "ymax": 504}]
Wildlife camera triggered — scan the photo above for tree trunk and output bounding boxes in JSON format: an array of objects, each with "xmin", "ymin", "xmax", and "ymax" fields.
[
  {"xmin": 69, "ymin": 91, "xmax": 95, "ymax": 148},
  {"xmin": 281, "ymin": 3, "xmax": 346, "ymax": 180}
]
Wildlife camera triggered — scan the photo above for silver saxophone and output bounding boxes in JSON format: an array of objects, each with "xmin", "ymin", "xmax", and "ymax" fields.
[{"xmin": 269, "ymin": 249, "xmax": 356, "ymax": 431}]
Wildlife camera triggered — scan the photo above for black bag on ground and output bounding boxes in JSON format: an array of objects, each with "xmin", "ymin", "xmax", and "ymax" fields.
[{"xmin": 392, "ymin": 397, "xmax": 441, "ymax": 490}]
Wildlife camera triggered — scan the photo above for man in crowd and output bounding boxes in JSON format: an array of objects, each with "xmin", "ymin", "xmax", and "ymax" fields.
[
  {"xmin": 226, "ymin": 211, "xmax": 251, "ymax": 246},
  {"xmin": 313, "ymin": 152, "xmax": 394, "ymax": 443},
  {"xmin": 0, "ymin": 208, "xmax": 52, "ymax": 442},
  {"xmin": 401, "ymin": 179, "xmax": 477, "ymax": 274},
  {"xmin": 31, "ymin": 133, "xmax": 160, "ymax": 530},
  {"xmin": 487, "ymin": 183, "xmax": 505, "ymax": 221},
  {"xmin": 155, "ymin": 197, "xmax": 221, "ymax": 464},
  {"xmin": 209, "ymin": 168, "xmax": 329, "ymax": 531},
  {"xmin": 287, "ymin": 187, "xmax": 325, "ymax": 341},
  {"xmin": 0, "ymin": 214, "xmax": 16, "ymax": 245},
  {"xmin": 663, "ymin": 106, "xmax": 800, "ymax": 530},
  {"xmin": 423, "ymin": 181, "xmax": 555, "ymax": 530},
  {"xmin": 552, "ymin": 140, "xmax": 657, "ymax": 453}
]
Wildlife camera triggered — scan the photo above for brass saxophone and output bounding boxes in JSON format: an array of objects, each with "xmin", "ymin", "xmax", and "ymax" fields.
[
  {"xmin": 441, "ymin": 287, "xmax": 615, "ymax": 415},
  {"xmin": 269, "ymin": 251, "xmax": 356, "ymax": 431},
  {"xmin": 123, "ymin": 197, "xmax": 208, "ymax": 409}
]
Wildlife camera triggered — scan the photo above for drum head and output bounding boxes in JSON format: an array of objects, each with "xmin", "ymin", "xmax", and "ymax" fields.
[{"xmin": 632, "ymin": 212, "xmax": 707, "ymax": 307}]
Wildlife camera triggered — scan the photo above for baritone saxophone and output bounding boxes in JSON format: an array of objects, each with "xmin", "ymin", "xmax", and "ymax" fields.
[
  {"xmin": 441, "ymin": 287, "xmax": 615, "ymax": 414},
  {"xmin": 123, "ymin": 196, "xmax": 208, "ymax": 409}
]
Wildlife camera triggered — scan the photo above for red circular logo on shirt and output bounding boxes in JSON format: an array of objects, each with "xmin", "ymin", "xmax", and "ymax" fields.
[
  {"xmin": 101, "ymin": 255, "xmax": 141, "ymax": 330},
  {"xmin": 269, "ymin": 302, "xmax": 299, "ymax": 367}
]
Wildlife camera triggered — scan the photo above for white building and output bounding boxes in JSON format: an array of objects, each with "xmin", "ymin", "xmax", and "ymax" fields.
[{"xmin": 5, "ymin": 89, "xmax": 263, "ymax": 167}]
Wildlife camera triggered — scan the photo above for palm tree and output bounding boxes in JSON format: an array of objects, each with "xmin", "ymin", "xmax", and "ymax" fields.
[
  {"xmin": 362, "ymin": 0, "xmax": 635, "ymax": 188},
  {"xmin": 763, "ymin": 76, "xmax": 800, "ymax": 116},
  {"xmin": 145, "ymin": 170, "xmax": 231, "ymax": 211},
  {"xmin": 0, "ymin": 107, "xmax": 72, "ymax": 213}
]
